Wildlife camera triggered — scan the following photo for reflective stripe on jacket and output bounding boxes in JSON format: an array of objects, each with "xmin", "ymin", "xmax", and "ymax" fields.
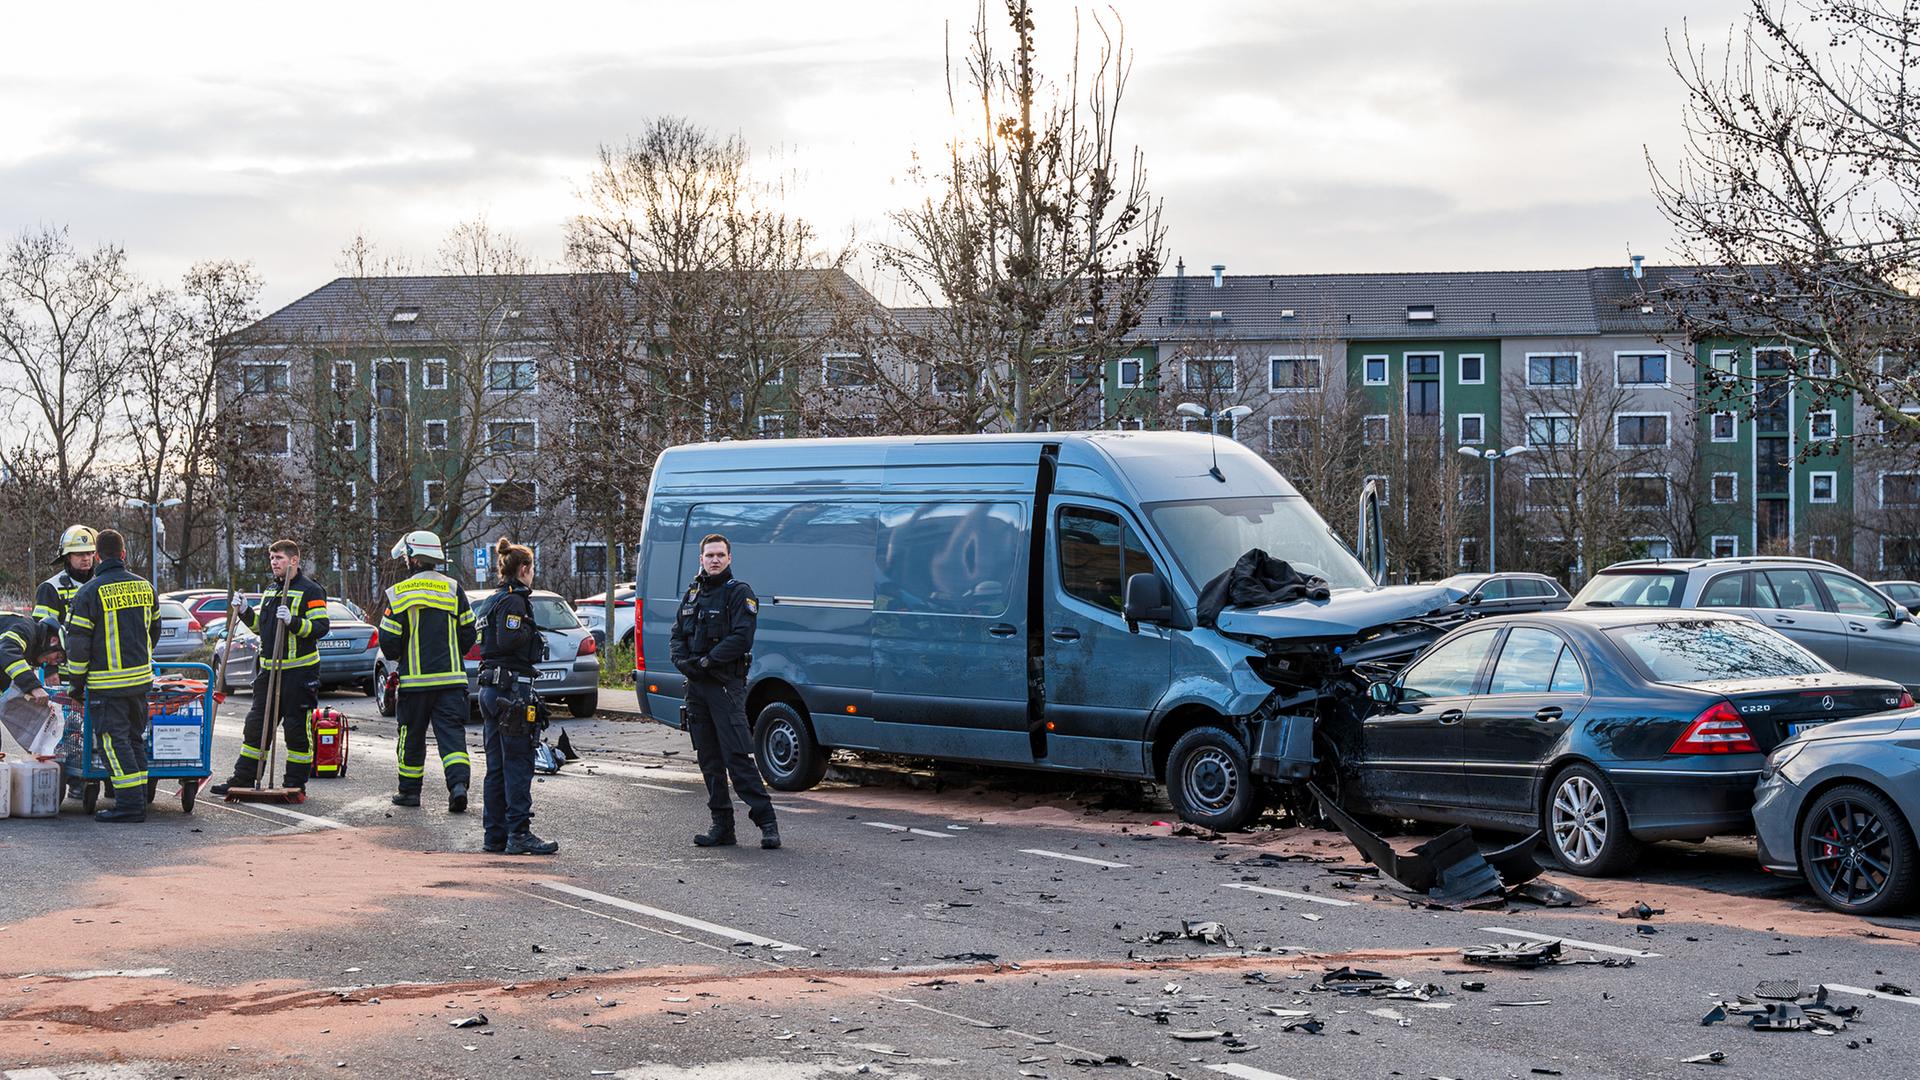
[
  {"xmin": 64, "ymin": 558, "xmax": 160, "ymax": 696},
  {"xmin": 377, "ymin": 570, "xmax": 476, "ymax": 691}
]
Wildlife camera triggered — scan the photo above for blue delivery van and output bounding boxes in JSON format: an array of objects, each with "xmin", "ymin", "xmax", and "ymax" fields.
[{"xmin": 636, "ymin": 432, "xmax": 1466, "ymax": 829}]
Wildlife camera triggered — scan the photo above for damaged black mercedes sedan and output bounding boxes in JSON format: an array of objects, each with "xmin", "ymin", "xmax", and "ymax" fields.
[{"xmin": 1340, "ymin": 611, "xmax": 1912, "ymax": 876}]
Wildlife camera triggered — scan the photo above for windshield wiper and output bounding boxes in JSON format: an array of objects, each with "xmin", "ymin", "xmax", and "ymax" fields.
[{"xmin": 1581, "ymin": 600, "xmax": 1621, "ymax": 607}]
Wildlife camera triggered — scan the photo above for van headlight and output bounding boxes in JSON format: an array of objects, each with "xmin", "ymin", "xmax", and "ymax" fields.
[{"xmin": 1762, "ymin": 740, "xmax": 1807, "ymax": 780}]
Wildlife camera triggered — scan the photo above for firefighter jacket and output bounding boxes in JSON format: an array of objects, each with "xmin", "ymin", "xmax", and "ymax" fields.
[
  {"xmin": 243, "ymin": 571, "xmax": 330, "ymax": 670},
  {"xmin": 378, "ymin": 569, "xmax": 476, "ymax": 692},
  {"xmin": 0, "ymin": 613, "xmax": 57, "ymax": 693},
  {"xmin": 63, "ymin": 557, "xmax": 161, "ymax": 697},
  {"xmin": 33, "ymin": 566, "xmax": 93, "ymax": 623},
  {"xmin": 479, "ymin": 582, "xmax": 544, "ymax": 679},
  {"xmin": 669, "ymin": 568, "xmax": 757, "ymax": 681}
]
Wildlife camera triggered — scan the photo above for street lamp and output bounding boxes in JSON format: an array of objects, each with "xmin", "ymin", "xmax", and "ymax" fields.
[
  {"xmin": 124, "ymin": 497, "xmax": 183, "ymax": 587},
  {"xmin": 1177, "ymin": 402, "xmax": 1254, "ymax": 482},
  {"xmin": 1455, "ymin": 445, "xmax": 1530, "ymax": 573}
]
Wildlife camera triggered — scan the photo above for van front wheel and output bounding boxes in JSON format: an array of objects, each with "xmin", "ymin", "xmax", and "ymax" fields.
[
  {"xmin": 1166, "ymin": 725, "xmax": 1261, "ymax": 831},
  {"xmin": 756, "ymin": 702, "xmax": 828, "ymax": 791}
]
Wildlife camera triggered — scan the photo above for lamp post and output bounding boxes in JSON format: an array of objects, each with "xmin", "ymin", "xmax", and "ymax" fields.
[
  {"xmin": 1177, "ymin": 402, "xmax": 1254, "ymax": 481},
  {"xmin": 125, "ymin": 497, "xmax": 183, "ymax": 587},
  {"xmin": 1455, "ymin": 445, "xmax": 1529, "ymax": 573}
]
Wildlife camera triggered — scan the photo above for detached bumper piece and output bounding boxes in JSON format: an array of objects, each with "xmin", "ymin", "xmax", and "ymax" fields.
[{"xmin": 1308, "ymin": 783, "xmax": 1553, "ymax": 907}]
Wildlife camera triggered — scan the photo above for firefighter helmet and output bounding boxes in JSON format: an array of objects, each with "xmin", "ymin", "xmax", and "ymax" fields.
[
  {"xmin": 390, "ymin": 529, "xmax": 446, "ymax": 563},
  {"xmin": 53, "ymin": 524, "xmax": 97, "ymax": 564}
]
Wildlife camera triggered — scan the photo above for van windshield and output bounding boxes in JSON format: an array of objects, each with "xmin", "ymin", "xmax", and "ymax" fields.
[{"xmin": 1145, "ymin": 496, "xmax": 1374, "ymax": 591}]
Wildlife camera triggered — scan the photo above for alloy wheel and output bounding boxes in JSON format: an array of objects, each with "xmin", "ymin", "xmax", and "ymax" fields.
[
  {"xmin": 1807, "ymin": 798, "xmax": 1895, "ymax": 908},
  {"xmin": 1551, "ymin": 775, "xmax": 1609, "ymax": 866}
]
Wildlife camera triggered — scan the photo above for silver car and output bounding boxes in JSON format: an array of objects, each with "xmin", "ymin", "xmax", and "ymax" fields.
[
  {"xmin": 374, "ymin": 588, "xmax": 602, "ymax": 719},
  {"xmin": 152, "ymin": 599, "xmax": 206, "ymax": 661},
  {"xmin": 211, "ymin": 599, "xmax": 381, "ymax": 694},
  {"xmin": 1571, "ymin": 556, "xmax": 1920, "ymax": 693}
]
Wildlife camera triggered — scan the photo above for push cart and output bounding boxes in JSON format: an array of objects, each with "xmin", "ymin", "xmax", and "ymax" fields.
[{"xmin": 60, "ymin": 661, "xmax": 216, "ymax": 814}]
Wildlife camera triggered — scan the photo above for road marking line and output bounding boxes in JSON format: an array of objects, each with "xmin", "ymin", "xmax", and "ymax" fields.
[
  {"xmin": 1221, "ymin": 882, "xmax": 1357, "ymax": 908},
  {"xmin": 1020, "ymin": 848, "xmax": 1129, "ymax": 869},
  {"xmin": 630, "ymin": 782, "xmax": 687, "ymax": 794},
  {"xmin": 229, "ymin": 802, "xmax": 353, "ymax": 831},
  {"xmin": 864, "ymin": 822, "xmax": 953, "ymax": 839},
  {"xmin": 1476, "ymin": 927, "xmax": 1661, "ymax": 958},
  {"xmin": 47, "ymin": 968, "xmax": 172, "ymax": 980},
  {"xmin": 519, "ymin": 889, "xmax": 789, "ymax": 969},
  {"xmin": 1206, "ymin": 1064, "xmax": 1304, "ymax": 1080},
  {"xmin": 1827, "ymin": 984, "xmax": 1920, "ymax": 1007},
  {"xmin": 578, "ymin": 761, "xmax": 706, "ymax": 782},
  {"xmin": 774, "ymin": 805, "xmax": 818, "ymax": 814},
  {"xmin": 536, "ymin": 881, "xmax": 803, "ymax": 952},
  {"xmin": 7, "ymin": 1068, "xmax": 65, "ymax": 1080}
]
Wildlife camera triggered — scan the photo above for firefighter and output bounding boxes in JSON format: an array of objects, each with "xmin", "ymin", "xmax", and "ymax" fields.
[
  {"xmin": 377, "ymin": 530, "xmax": 477, "ymax": 812},
  {"xmin": 669, "ymin": 533, "xmax": 779, "ymax": 850},
  {"xmin": 209, "ymin": 539, "xmax": 330, "ymax": 799},
  {"xmin": 0, "ymin": 614, "xmax": 66, "ymax": 704},
  {"xmin": 33, "ymin": 525, "xmax": 97, "ymax": 625},
  {"xmin": 63, "ymin": 528, "xmax": 161, "ymax": 823},
  {"xmin": 477, "ymin": 537, "xmax": 559, "ymax": 855}
]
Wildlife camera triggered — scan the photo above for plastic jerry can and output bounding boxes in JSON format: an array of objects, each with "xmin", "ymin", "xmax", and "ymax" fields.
[
  {"xmin": 0, "ymin": 761, "xmax": 10, "ymax": 818},
  {"xmin": 8, "ymin": 759, "xmax": 60, "ymax": 817}
]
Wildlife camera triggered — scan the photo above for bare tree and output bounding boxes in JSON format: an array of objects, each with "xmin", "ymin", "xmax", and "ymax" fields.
[
  {"xmin": 1651, "ymin": 0, "xmax": 1920, "ymax": 439},
  {"xmin": 877, "ymin": 0, "xmax": 1166, "ymax": 433}
]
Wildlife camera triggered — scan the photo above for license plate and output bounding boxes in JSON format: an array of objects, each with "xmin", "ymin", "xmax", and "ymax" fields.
[
  {"xmin": 160, "ymin": 627, "xmax": 177, "ymax": 637},
  {"xmin": 318, "ymin": 639, "xmax": 354, "ymax": 650},
  {"xmin": 1788, "ymin": 721, "xmax": 1827, "ymax": 737},
  {"xmin": 535, "ymin": 669, "xmax": 565, "ymax": 682}
]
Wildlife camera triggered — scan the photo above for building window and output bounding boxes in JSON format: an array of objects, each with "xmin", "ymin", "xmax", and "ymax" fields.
[
  {"xmin": 1880, "ymin": 472, "xmax": 1920, "ymax": 507},
  {"xmin": 757, "ymin": 414, "xmax": 787, "ymax": 439},
  {"xmin": 1526, "ymin": 353, "xmax": 1580, "ymax": 387},
  {"xmin": 1115, "ymin": 417, "xmax": 1144, "ymax": 431},
  {"xmin": 1406, "ymin": 353, "xmax": 1441, "ymax": 377},
  {"xmin": 1634, "ymin": 537, "xmax": 1674, "ymax": 559},
  {"xmin": 1809, "ymin": 351, "xmax": 1835, "ymax": 379},
  {"xmin": 1615, "ymin": 413, "xmax": 1670, "ymax": 448},
  {"xmin": 1616, "ymin": 352, "xmax": 1669, "ymax": 387},
  {"xmin": 487, "ymin": 358, "xmax": 536, "ymax": 392},
  {"xmin": 422, "ymin": 480, "xmax": 443, "ymax": 511},
  {"xmin": 487, "ymin": 419, "xmax": 537, "ymax": 453},
  {"xmin": 1268, "ymin": 355, "xmax": 1321, "ymax": 391},
  {"xmin": 1184, "ymin": 356, "xmax": 1236, "ymax": 392},
  {"xmin": 487, "ymin": 479, "xmax": 537, "ymax": 516},
  {"xmin": 573, "ymin": 543, "xmax": 609, "ymax": 576},
  {"xmin": 1810, "ymin": 471, "xmax": 1837, "ymax": 504},
  {"xmin": 248, "ymin": 421, "xmax": 291, "ymax": 457},
  {"xmin": 1363, "ymin": 355, "xmax": 1389, "ymax": 386},
  {"xmin": 819, "ymin": 414, "xmax": 879, "ymax": 437},
  {"xmin": 1363, "ymin": 414, "xmax": 1389, "ymax": 446},
  {"xmin": 1807, "ymin": 535, "xmax": 1838, "ymax": 560},
  {"xmin": 1809, "ymin": 410, "xmax": 1837, "ymax": 441},
  {"xmin": 1617, "ymin": 474, "xmax": 1668, "ymax": 509},
  {"xmin": 1365, "ymin": 474, "xmax": 1390, "ymax": 505},
  {"xmin": 331, "ymin": 359, "xmax": 355, "ymax": 394},
  {"xmin": 423, "ymin": 419, "xmax": 449, "ymax": 450},
  {"xmin": 1117, "ymin": 357, "xmax": 1144, "ymax": 388},
  {"xmin": 1180, "ymin": 415, "xmax": 1240, "ymax": 439},
  {"xmin": 390, "ymin": 306, "xmax": 420, "ymax": 325},
  {"xmin": 1754, "ymin": 346, "xmax": 1795, "ymax": 371},
  {"xmin": 330, "ymin": 481, "xmax": 358, "ymax": 512},
  {"xmin": 1710, "ymin": 411, "xmax": 1737, "ymax": 442},
  {"xmin": 1884, "ymin": 536, "xmax": 1920, "ymax": 572},
  {"xmin": 1406, "ymin": 381, "xmax": 1440, "ymax": 417},
  {"xmin": 1525, "ymin": 474, "xmax": 1576, "ymax": 511},
  {"xmin": 332, "ymin": 420, "xmax": 357, "ymax": 450},
  {"xmin": 1459, "ymin": 536, "xmax": 1482, "ymax": 568},
  {"xmin": 1460, "ymin": 472, "xmax": 1487, "ymax": 504},
  {"xmin": 1269, "ymin": 416, "xmax": 1315, "ymax": 451},
  {"xmin": 1711, "ymin": 472, "xmax": 1739, "ymax": 503},
  {"xmin": 1712, "ymin": 535, "xmax": 1740, "ymax": 559},
  {"xmin": 1458, "ymin": 354, "xmax": 1484, "ymax": 385},
  {"xmin": 239, "ymin": 361, "xmax": 290, "ymax": 394},
  {"xmin": 1710, "ymin": 350, "xmax": 1738, "ymax": 377},
  {"xmin": 421, "ymin": 358, "xmax": 448, "ymax": 390},
  {"xmin": 1526, "ymin": 413, "xmax": 1576, "ymax": 448},
  {"xmin": 239, "ymin": 544, "xmax": 268, "ymax": 574},
  {"xmin": 823, "ymin": 353, "xmax": 874, "ymax": 387},
  {"xmin": 1458, "ymin": 413, "xmax": 1484, "ymax": 445}
]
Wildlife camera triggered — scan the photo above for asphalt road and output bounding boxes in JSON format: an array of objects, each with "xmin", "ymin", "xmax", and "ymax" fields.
[{"xmin": 2, "ymin": 687, "xmax": 1917, "ymax": 1080}]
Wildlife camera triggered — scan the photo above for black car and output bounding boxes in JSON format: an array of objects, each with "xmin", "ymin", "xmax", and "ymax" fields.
[
  {"xmin": 1347, "ymin": 610, "xmax": 1911, "ymax": 876},
  {"xmin": 1427, "ymin": 573, "xmax": 1572, "ymax": 618}
]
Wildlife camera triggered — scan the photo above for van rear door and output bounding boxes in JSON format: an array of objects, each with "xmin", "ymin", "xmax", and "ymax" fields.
[{"xmin": 1041, "ymin": 499, "xmax": 1172, "ymax": 776}]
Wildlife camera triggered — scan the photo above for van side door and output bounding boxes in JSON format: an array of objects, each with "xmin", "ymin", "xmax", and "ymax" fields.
[{"xmin": 1042, "ymin": 500, "xmax": 1174, "ymax": 776}]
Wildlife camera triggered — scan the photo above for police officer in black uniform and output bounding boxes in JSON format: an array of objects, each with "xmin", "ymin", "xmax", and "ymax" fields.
[
  {"xmin": 669, "ymin": 533, "xmax": 779, "ymax": 849},
  {"xmin": 477, "ymin": 537, "xmax": 559, "ymax": 855}
]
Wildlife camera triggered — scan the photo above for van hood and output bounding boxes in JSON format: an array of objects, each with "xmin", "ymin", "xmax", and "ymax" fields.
[{"xmin": 1213, "ymin": 583, "xmax": 1468, "ymax": 641}]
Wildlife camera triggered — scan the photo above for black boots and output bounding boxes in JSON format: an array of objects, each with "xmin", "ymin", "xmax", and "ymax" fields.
[
  {"xmin": 97, "ymin": 801, "xmax": 146, "ymax": 823},
  {"xmin": 448, "ymin": 783, "xmax": 468, "ymax": 814},
  {"xmin": 693, "ymin": 820, "xmax": 737, "ymax": 847},
  {"xmin": 761, "ymin": 821, "xmax": 781, "ymax": 850},
  {"xmin": 507, "ymin": 832, "xmax": 559, "ymax": 855},
  {"xmin": 391, "ymin": 792, "xmax": 421, "ymax": 807}
]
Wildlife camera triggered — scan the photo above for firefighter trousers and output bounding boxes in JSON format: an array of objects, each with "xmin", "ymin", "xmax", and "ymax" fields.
[
  {"xmin": 396, "ymin": 687, "xmax": 471, "ymax": 795},
  {"xmin": 685, "ymin": 676, "xmax": 774, "ymax": 827},
  {"xmin": 90, "ymin": 693, "xmax": 150, "ymax": 809},
  {"xmin": 230, "ymin": 670, "xmax": 318, "ymax": 789}
]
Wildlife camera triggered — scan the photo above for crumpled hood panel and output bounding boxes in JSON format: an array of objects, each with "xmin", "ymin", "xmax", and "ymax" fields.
[{"xmin": 1213, "ymin": 583, "xmax": 1467, "ymax": 640}]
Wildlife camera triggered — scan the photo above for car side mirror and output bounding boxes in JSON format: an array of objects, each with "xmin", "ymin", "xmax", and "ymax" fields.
[
  {"xmin": 1464, "ymin": 594, "xmax": 1482, "ymax": 605},
  {"xmin": 1123, "ymin": 572, "xmax": 1174, "ymax": 633},
  {"xmin": 1368, "ymin": 680, "xmax": 1399, "ymax": 705}
]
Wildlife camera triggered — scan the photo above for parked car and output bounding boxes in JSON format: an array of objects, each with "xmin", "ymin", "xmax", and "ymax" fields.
[
  {"xmin": 211, "ymin": 599, "xmax": 380, "ymax": 695},
  {"xmin": 1873, "ymin": 579, "xmax": 1920, "ymax": 616},
  {"xmin": 1349, "ymin": 610, "xmax": 1911, "ymax": 876},
  {"xmin": 1752, "ymin": 708, "xmax": 1920, "ymax": 915},
  {"xmin": 1570, "ymin": 556, "xmax": 1920, "ymax": 692},
  {"xmin": 1426, "ymin": 573, "xmax": 1571, "ymax": 618},
  {"xmin": 374, "ymin": 588, "xmax": 601, "ymax": 719},
  {"xmin": 151, "ymin": 599, "xmax": 207, "ymax": 661},
  {"xmin": 575, "ymin": 582, "xmax": 637, "ymax": 648},
  {"xmin": 180, "ymin": 591, "xmax": 261, "ymax": 631}
]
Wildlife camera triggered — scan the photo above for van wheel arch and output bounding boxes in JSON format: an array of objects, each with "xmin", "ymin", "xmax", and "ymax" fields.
[
  {"xmin": 1151, "ymin": 704, "xmax": 1241, "ymax": 782},
  {"xmin": 746, "ymin": 678, "xmax": 809, "ymax": 734}
]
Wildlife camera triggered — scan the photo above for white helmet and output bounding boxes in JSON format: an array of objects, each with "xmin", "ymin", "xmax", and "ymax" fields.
[{"xmin": 390, "ymin": 529, "xmax": 446, "ymax": 562}]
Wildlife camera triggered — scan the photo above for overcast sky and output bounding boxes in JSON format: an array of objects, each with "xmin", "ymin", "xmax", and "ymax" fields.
[{"xmin": 0, "ymin": 1, "xmax": 1745, "ymax": 312}]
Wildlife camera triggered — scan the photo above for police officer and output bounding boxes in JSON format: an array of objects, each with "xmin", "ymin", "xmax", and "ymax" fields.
[
  {"xmin": 477, "ymin": 537, "xmax": 559, "ymax": 855},
  {"xmin": 34, "ymin": 525, "xmax": 97, "ymax": 625},
  {"xmin": 669, "ymin": 533, "xmax": 779, "ymax": 850},
  {"xmin": 210, "ymin": 539, "xmax": 330, "ymax": 799},
  {"xmin": 63, "ymin": 529, "xmax": 161, "ymax": 823},
  {"xmin": 377, "ymin": 530, "xmax": 477, "ymax": 812}
]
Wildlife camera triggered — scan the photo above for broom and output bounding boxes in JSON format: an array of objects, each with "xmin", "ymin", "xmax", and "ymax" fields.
[{"xmin": 226, "ymin": 589, "xmax": 303, "ymax": 804}]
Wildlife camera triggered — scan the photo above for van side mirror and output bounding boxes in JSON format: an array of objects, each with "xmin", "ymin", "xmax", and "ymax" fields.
[
  {"xmin": 1123, "ymin": 573, "xmax": 1174, "ymax": 632},
  {"xmin": 1367, "ymin": 680, "xmax": 1399, "ymax": 705}
]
